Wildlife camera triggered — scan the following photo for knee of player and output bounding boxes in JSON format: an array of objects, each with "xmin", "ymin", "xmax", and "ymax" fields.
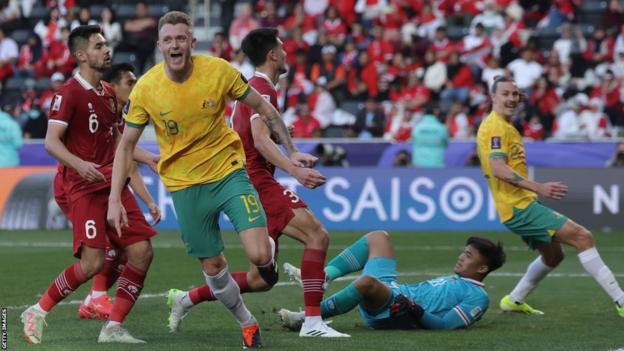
[
  {"xmin": 305, "ymin": 225, "xmax": 329, "ymax": 249},
  {"xmin": 80, "ymin": 257, "xmax": 105, "ymax": 278},
  {"xmin": 249, "ymin": 251, "xmax": 272, "ymax": 267},
  {"xmin": 355, "ymin": 275, "xmax": 380, "ymax": 294},
  {"xmin": 575, "ymin": 227, "xmax": 594, "ymax": 250}
]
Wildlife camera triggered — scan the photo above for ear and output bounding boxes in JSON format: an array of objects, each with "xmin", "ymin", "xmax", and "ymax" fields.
[
  {"xmin": 191, "ymin": 36, "xmax": 197, "ymax": 49},
  {"xmin": 74, "ymin": 50, "xmax": 87, "ymax": 63},
  {"xmin": 477, "ymin": 265, "xmax": 489, "ymax": 275}
]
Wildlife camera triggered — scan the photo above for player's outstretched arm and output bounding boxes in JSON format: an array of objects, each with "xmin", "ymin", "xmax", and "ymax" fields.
[
  {"xmin": 419, "ymin": 308, "xmax": 475, "ymax": 330},
  {"xmin": 251, "ymin": 116, "xmax": 326, "ymax": 189},
  {"xmin": 240, "ymin": 88, "xmax": 317, "ymax": 167},
  {"xmin": 489, "ymin": 156, "xmax": 568, "ymax": 200},
  {"xmin": 128, "ymin": 162, "xmax": 161, "ymax": 225},
  {"xmin": 45, "ymin": 123, "xmax": 105, "ymax": 182},
  {"xmin": 108, "ymin": 126, "xmax": 144, "ymax": 235},
  {"xmin": 133, "ymin": 146, "xmax": 160, "ymax": 173}
]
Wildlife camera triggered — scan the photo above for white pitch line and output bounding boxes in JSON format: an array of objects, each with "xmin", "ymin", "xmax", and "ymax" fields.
[
  {"xmin": 3, "ymin": 241, "xmax": 624, "ymax": 252},
  {"xmin": 3, "ymin": 270, "xmax": 623, "ymax": 310}
]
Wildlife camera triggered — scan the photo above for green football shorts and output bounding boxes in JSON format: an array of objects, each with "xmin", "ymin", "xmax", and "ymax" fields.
[
  {"xmin": 171, "ymin": 168, "xmax": 267, "ymax": 258},
  {"xmin": 503, "ymin": 201, "xmax": 568, "ymax": 250}
]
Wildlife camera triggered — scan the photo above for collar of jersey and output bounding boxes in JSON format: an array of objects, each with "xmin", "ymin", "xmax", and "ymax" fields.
[
  {"xmin": 457, "ymin": 274, "xmax": 485, "ymax": 287},
  {"xmin": 74, "ymin": 72, "xmax": 105, "ymax": 96},
  {"xmin": 254, "ymin": 71, "xmax": 276, "ymax": 90}
]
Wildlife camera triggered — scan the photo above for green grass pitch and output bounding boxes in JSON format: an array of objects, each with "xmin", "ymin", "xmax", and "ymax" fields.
[{"xmin": 1, "ymin": 230, "xmax": 623, "ymax": 351}]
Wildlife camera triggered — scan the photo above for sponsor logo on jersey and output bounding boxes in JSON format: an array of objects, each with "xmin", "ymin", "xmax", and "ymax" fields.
[{"xmin": 52, "ymin": 95, "xmax": 62, "ymax": 111}]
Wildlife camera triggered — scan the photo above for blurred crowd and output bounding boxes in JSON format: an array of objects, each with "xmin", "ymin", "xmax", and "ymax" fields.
[
  {"xmin": 212, "ymin": 0, "xmax": 624, "ymax": 142},
  {"xmin": 1, "ymin": 0, "xmax": 624, "ymax": 149}
]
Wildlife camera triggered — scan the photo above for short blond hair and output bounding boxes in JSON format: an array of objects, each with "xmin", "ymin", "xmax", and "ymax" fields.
[{"xmin": 158, "ymin": 11, "xmax": 192, "ymax": 32}]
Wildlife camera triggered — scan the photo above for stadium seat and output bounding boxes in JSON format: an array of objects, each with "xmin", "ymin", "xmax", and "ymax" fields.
[
  {"xmin": 113, "ymin": 51, "xmax": 137, "ymax": 67},
  {"xmin": 340, "ymin": 100, "xmax": 362, "ymax": 116},
  {"xmin": 89, "ymin": 5, "xmax": 106, "ymax": 19},
  {"xmin": 4, "ymin": 77, "xmax": 26, "ymax": 91},
  {"xmin": 10, "ymin": 29, "xmax": 30, "ymax": 46},
  {"xmin": 35, "ymin": 77, "xmax": 52, "ymax": 92},
  {"xmin": 536, "ymin": 27, "xmax": 561, "ymax": 51},
  {"xmin": 148, "ymin": 4, "xmax": 170, "ymax": 17},
  {"xmin": 114, "ymin": 4, "xmax": 136, "ymax": 21},
  {"xmin": 0, "ymin": 89, "xmax": 21, "ymax": 108},
  {"xmin": 323, "ymin": 126, "xmax": 348, "ymax": 138},
  {"xmin": 195, "ymin": 40, "xmax": 211, "ymax": 51},
  {"xmin": 447, "ymin": 26, "xmax": 469, "ymax": 41},
  {"xmin": 580, "ymin": 1, "xmax": 608, "ymax": 12},
  {"xmin": 27, "ymin": 6, "xmax": 49, "ymax": 26}
]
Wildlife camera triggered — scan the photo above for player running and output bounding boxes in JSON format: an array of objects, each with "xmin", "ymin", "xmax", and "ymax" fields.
[
  {"xmin": 21, "ymin": 25, "xmax": 157, "ymax": 345},
  {"xmin": 476, "ymin": 76, "xmax": 624, "ymax": 317},
  {"xmin": 279, "ymin": 231, "xmax": 505, "ymax": 331},
  {"xmin": 165, "ymin": 28, "xmax": 348, "ymax": 338},
  {"xmin": 107, "ymin": 13, "xmax": 318, "ymax": 349}
]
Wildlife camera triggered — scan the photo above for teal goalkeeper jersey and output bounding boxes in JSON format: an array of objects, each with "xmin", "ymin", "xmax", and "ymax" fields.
[{"xmin": 395, "ymin": 274, "xmax": 489, "ymax": 329}]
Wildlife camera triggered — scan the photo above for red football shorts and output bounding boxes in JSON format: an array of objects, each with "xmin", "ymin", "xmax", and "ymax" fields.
[
  {"xmin": 251, "ymin": 169, "xmax": 307, "ymax": 256},
  {"xmin": 70, "ymin": 187, "xmax": 157, "ymax": 258},
  {"xmin": 53, "ymin": 172, "xmax": 71, "ymax": 220}
]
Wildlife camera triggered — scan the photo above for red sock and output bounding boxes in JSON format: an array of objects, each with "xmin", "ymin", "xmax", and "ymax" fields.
[
  {"xmin": 301, "ymin": 248, "xmax": 327, "ymax": 316},
  {"xmin": 188, "ymin": 272, "xmax": 251, "ymax": 304},
  {"xmin": 92, "ymin": 249, "xmax": 118, "ymax": 292},
  {"xmin": 109, "ymin": 264, "xmax": 146, "ymax": 323},
  {"xmin": 38, "ymin": 262, "xmax": 88, "ymax": 312}
]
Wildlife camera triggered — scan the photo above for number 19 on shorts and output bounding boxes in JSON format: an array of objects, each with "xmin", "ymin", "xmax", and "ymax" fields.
[{"xmin": 240, "ymin": 194, "xmax": 260, "ymax": 214}]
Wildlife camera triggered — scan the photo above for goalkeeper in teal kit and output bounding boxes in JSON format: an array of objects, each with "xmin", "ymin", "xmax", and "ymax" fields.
[{"xmin": 279, "ymin": 231, "xmax": 505, "ymax": 330}]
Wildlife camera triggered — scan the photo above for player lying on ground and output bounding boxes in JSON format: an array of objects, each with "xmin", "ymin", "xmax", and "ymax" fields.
[
  {"xmin": 279, "ymin": 230, "xmax": 505, "ymax": 330},
  {"xmin": 165, "ymin": 28, "xmax": 348, "ymax": 338},
  {"xmin": 476, "ymin": 76, "xmax": 624, "ymax": 317}
]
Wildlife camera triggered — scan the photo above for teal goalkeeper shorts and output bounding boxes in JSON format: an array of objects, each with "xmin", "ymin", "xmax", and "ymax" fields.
[{"xmin": 504, "ymin": 201, "xmax": 568, "ymax": 250}]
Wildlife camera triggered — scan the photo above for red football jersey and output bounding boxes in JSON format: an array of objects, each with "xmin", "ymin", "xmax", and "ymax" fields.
[
  {"xmin": 231, "ymin": 72, "xmax": 279, "ymax": 175},
  {"xmin": 48, "ymin": 73, "xmax": 118, "ymax": 202}
]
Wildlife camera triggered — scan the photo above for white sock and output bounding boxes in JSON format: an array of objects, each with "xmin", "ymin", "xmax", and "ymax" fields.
[
  {"xmin": 105, "ymin": 321, "xmax": 121, "ymax": 329},
  {"xmin": 578, "ymin": 247, "xmax": 624, "ymax": 305},
  {"xmin": 33, "ymin": 303, "xmax": 48, "ymax": 316},
  {"xmin": 85, "ymin": 290, "xmax": 106, "ymax": 305},
  {"xmin": 91, "ymin": 290, "xmax": 106, "ymax": 298},
  {"xmin": 204, "ymin": 266, "xmax": 255, "ymax": 327},
  {"xmin": 509, "ymin": 256, "xmax": 554, "ymax": 303},
  {"xmin": 303, "ymin": 315, "xmax": 322, "ymax": 326},
  {"xmin": 181, "ymin": 292, "xmax": 195, "ymax": 308}
]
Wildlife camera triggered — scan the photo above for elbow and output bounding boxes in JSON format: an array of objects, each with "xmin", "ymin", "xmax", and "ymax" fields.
[{"xmin": 44, "ymin": 136, "xmax": 54, "ymax": 154}]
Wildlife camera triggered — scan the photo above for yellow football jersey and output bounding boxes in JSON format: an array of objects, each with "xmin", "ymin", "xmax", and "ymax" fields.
[
  {"xmin": 125, "ymin": 55, "xmax": 251, "ymax": 192},
  {"xmin": 476, "ymin": 111, "xmax": 537, "ymax": 222}
]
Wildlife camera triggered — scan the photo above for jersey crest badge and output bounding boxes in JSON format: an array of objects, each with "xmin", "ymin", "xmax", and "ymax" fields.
[
  {"xmin": 491, "ymin": 136, "xmax": 501, "ymax": 149},
  {"xmin": 202, "ymin": 99, "xmax": 216, "ymax": 108}
]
